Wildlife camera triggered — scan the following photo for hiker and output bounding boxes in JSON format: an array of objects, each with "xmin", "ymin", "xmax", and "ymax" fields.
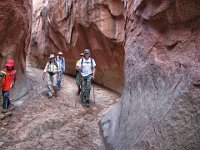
[
  {"xmin": 0, "ymin": 59, "xmax": 16, "ymax": 112},
  {"xmin": 55, "ymin": 51, "xmax": 65, "ymax": 89},
  {"xmin": 75, "ymin": 53, "xmax": 84, "ymax": 95},
  {"xmin": 77, "ymin": 49, "xmax": 96, "ymax": 106},
  {"xmin": 42, "ymin": 54, "xmax": 60, "ymax": 98}
]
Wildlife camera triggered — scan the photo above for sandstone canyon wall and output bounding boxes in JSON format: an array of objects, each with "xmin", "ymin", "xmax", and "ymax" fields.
[
  {"xmin": 30, "ymin": 0, "xmax": 125, "ymax": 92},
  {"xmin": 0, "ymin": 0, "xmax": 32, "ymax": 98},
  {"xmin": 100, "ymin": 0, "xmax": 200, "ymax": 149}
]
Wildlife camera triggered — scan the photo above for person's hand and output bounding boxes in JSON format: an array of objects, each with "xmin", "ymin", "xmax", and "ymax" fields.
[
  {"xmin": 91, "ymin": 75, "xmax": 95, "ymax": 80},
  {"xmin": 58, "ymin": 76, "xmax": 61, "ymax": 80},
  {"xmin": 42, "ymin": 73, "xmax": 45, "ymax": 81},
  {"xmin": 11, "ymin": 83, "xmax": 15, "ymax": 89}
]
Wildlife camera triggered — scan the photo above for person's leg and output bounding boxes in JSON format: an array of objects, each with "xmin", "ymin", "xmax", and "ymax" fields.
[
  {"xmin": 53, "ymin": 74, "xmax": 58, "ymax": 96},
  {"xmin": 2, "ymin": 91, "xmax": 10, "ymax": 110},
  {"xmin": 80, "ymin": 76, "xmax": 87, "ymax": 104},
  {"xmin": 47, "ymin": 74, "xmax": 54, "ymax": 98},
  {"xmin": 57, "ymin": 69, "xmax": 64, "ymax": 89},
  {"xmin": 85, "ymin": 75, "xmax": 92, "ymax": 104},
  {"xmin": 76, "ymin": 72, "xmax": 81, "ymax": 95},
  {"xmin": 60, "ymin": 69, "xmax": 64, "ymax": 88},
  {"xmin": 2, "ymin": 91, "xmax": 5, "ymax": 109},
  {"xmin": 57, "ymin": 74, "xmax": 61, "ymax": 90}
]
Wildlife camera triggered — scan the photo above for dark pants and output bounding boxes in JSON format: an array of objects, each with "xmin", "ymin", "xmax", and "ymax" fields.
[
  {"xmin": 80, "ymin": 74, "xmax": 92, "ymax": 104},
  {"xmin": 2, "ymin": 91, "xmax": 10, "ymax": 109}
]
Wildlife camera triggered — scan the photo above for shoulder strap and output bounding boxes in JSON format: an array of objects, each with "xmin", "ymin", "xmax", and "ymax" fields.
[
  {"xmin": 54, "ymin": 60, "xmax": 58, "ymax": 68},
  {"xmin": 81, "ymin": 58, "xmax": 84, "ymax": 69},
  {"xmin": 62, "ymin": 57, "xmax": 64, "ymax": 64},
  {"xmin": 90, "ymin": 58, "xmax": 93, "ymax": 70}
]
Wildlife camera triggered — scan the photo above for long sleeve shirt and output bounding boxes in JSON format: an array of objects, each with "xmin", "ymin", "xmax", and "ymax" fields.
[{"xmin": 44, "ymin": 61, "xmax": 60, "ymax": 74}]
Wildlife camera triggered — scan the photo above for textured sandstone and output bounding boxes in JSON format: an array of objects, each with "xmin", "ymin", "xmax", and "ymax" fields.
[
  {"xmin": 100, "ymin": 0, "xmax": 200, "ymax": 149},
  {"xmin": 0, "ymin": 0, "xmax": 32, "ymax": 98},
  {"xmin": 30, "ymin": 0, "xmax": 125, "ymax": 92}
]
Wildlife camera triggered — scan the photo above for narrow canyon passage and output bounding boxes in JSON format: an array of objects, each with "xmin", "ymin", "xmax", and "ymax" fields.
[
  {"xmin": 1, "ymin": 0, "xmax": 200, "ymax": 149},
  {"xmin": 0, "ymin": 63, "xmax": 119, "ymax": 150}
]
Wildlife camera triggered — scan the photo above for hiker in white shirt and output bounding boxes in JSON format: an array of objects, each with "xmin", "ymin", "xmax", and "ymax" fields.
[{"xmin": 77, "ymin": 49, "xmax": 96, "ymax": 106}]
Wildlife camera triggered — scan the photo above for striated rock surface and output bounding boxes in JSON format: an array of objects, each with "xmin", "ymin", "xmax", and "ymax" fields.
[
  {"xmin": 100, "ymin": 0, "xmax": 200, "ymax": 149},
  {"xmin": 30, "ymin": 0, "xmax": 125, "ymax": 92},
  {"xmin": 0, "ymin": 0, "xmax": 32, "ymax": 98}
]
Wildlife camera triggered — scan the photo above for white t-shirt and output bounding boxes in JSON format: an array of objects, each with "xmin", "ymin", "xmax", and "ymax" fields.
[{"xmin": 78, "ymin": 57, "xmax": 96, "ymax": 77}]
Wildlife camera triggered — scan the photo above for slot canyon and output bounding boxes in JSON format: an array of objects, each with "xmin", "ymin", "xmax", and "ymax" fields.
[{"xmin": 0, "ymin": 0, "xmax": 200, "ymax": 150}]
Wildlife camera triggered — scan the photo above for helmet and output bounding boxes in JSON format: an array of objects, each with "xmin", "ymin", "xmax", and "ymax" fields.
[
  {"xmin": 84, "ymin": 49, "xmax": 90, "ymax": 54},
  {"xmin": 80, "ymin": 53, "xmax": 84, "ymax": 56},
  {"xmin": 58, "ymin": 51, "xmax": 63, "ymax": 55},
  {"xmin": 49, "ymin": 54, "xmax": 55, "ymax": 59},
  {"xmin": 6, "ymin": 59, "xmax": 14, "ymax": 67}
]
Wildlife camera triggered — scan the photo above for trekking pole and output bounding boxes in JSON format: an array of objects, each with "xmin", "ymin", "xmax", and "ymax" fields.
[
  {"xmin": 75, "ymin": 86, "xmax": 79, "ymax": 108},
  {"xmin": 75, "ymin": 97, "xmax": 77, "ymax": 107},
  {"xmin": 92, "ymin": 81, "xmax": 95, "ymax": 104}
]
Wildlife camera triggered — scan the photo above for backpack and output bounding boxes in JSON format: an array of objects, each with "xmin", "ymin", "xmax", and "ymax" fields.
[{"xmin": 81, "ymin": 57, "xmax": 94, "ymax": 70}]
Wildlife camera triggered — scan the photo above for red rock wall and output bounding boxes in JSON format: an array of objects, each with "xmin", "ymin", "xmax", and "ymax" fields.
[
  {"xmin": 0, "ymin": 0, "xmax": 32, "ymax": 98},
  {"xmin": 100, "ymin": 0, "xmax": 200, "ymax": 149},
  {"xmin": 30, "ymin": 0, "xmax": 125, "ymax": 92}
]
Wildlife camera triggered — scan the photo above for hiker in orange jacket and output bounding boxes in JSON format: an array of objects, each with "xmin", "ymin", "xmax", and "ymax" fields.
[{"xmin": 0, "ymin": 59, "xmax": 16, "ymax": 112}]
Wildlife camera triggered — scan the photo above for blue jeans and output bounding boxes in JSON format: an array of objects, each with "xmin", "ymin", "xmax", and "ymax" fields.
[
  {"xmin": 2, "ymin": 91, "xmax": 10, "ymax": 109},
  {"xmin": 57, "ymin": 70, "xmax": 64, "ymax": 89}
]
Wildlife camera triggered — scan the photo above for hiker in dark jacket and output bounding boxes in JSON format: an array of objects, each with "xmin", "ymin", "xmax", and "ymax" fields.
[{"xmin": 77, "ymin": 49, "xmax": 96, "ymax": 106}]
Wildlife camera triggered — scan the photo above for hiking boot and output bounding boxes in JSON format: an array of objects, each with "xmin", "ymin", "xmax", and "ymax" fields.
[
  {"xmin": 81, "ymin": 99, "xmax": 87, "ymax": 106},
  {"xmin": 85, "ymin": 103, "xmax": 90, "ymax": 107},
  {"xmin": 54, "ymin": 91, "xmax": 58, "ymax": 97},
  {"xmin": 53, "ymin": 86, "xmax": 59, "ymax": 91},
  {"xmin": 86, "ymin": 100, "xmax": 89, "ymax": 104},
  {"xmin": 1, "ymin": 109, "xmax": 7, "ymax": 113},
  {"xmin": 48, "ymin": 93, "xmax": 53, "ymax": 98}
]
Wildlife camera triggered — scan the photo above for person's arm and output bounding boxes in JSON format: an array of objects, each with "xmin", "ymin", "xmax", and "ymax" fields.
[
  {"xmin": 42, "ymin": 63, "xmax": 48, "ymax": 80},
  {"xmin": 14, "ymin": 71, "xmax": 17, "ymax": 83},
  {"xmin": 56, "ymin": 62, "xmax": 61, "ymax": 79},
  {"xmin": 92, "ymin": 67, "xmax": 96, "ymax": 79},
  {"xmin": 75, "ymin": 60, "xmax": 80, "ymax": 70},
  {"xmin": 92, "ymin": 59, "xmax": 96, "ymax": 79},
  {"xmin": 12, "ymin": 72, "xmax": 17, "ymax": 88},
  {"xmin": 0, "ymin": 71, "xmax": 6, "ymax": 78},
  {"xmin": 77, "ymin": 59, "xmax": 82, "ymax": 71},
  {"xmin": 63, "ymin": 58, "xmax": 65, "ymax": 72}
]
